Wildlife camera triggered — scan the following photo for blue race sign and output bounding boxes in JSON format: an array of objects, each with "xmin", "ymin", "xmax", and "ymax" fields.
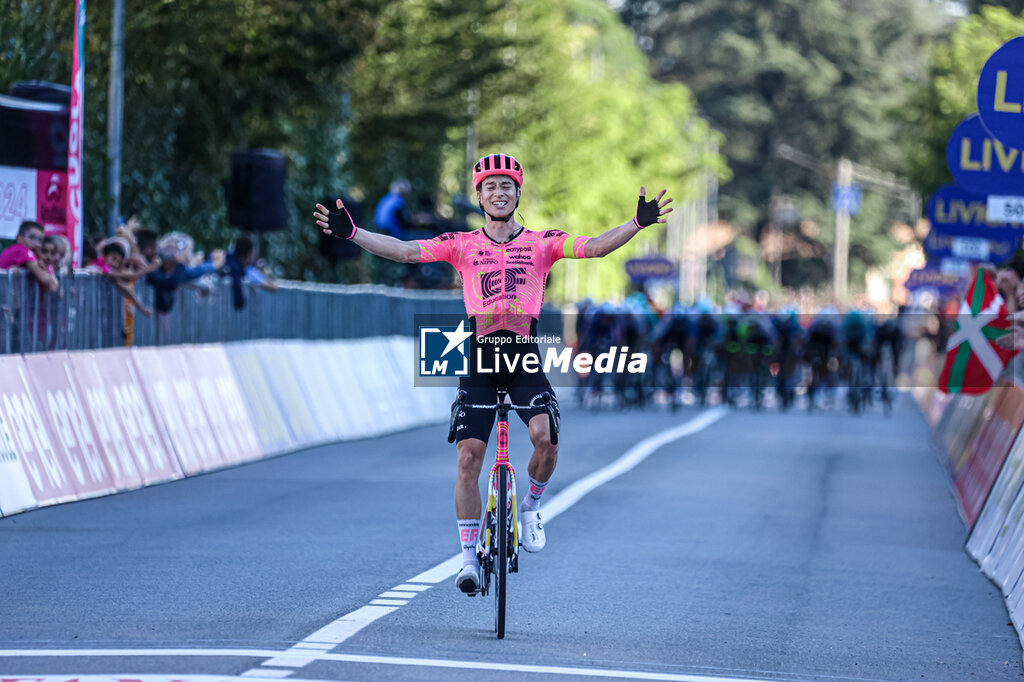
[
  {"xmin": 926, "ymin": 183, "xmax": 1024, "ymax": 241},
  {"xmin": 977, "ymin": 36, "xmax": 1024, "ymax": 150},
  {"xmin": 922, "ymin": 229, "xmax": 1016, "ymax": 264},
  {"xmin": 945, "ymin": 113, "xmax": 1024, "ymax": 196},
  {"xmin": 905, "ymin": 267, "xmax": 968, "ymax": 297},
  {"xmin": 625, "ymin": 256, "xmax": 676, "ymax": 284}
]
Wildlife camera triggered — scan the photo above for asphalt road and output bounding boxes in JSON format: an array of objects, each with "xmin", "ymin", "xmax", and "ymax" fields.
[{"xmin": 0, "ymin": 394, "xmax": 1019, "ymax": 681}]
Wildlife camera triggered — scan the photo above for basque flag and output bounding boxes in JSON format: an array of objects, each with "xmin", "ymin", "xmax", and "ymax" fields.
[{"xmin": 938, "ymin": 269, "xmax": 1019, "ymax": 394}]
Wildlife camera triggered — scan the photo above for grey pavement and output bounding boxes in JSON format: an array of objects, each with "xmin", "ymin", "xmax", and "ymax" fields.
[{"xmin": 0, "ymin": 395, "xmax": 1019, "ymax": 681}]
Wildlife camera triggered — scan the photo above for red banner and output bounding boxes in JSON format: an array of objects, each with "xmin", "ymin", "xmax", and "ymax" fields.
[{"xmin": 66, "ymin": 0, "xmax": 85, "ymax": 265}]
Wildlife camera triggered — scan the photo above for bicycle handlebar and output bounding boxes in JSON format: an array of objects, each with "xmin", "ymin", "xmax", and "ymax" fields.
[{"xmin": 447, "ymin": 390, "xmax": 559, "ymax": 445}]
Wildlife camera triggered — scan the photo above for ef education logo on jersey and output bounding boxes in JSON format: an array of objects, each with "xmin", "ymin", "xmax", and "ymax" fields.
[{"xmin": 419, "ymin": 320, "xmax": 473, "ymax": 376}]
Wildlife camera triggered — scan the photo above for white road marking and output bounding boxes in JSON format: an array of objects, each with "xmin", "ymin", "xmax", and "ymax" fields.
[
  {"xmin": 392, "ymin": 583, "xmax": 432, "ymax": 591},
  {"xmin": 242, "ymin": 407, "xmax": 727, "ymax": 677},
  {"xmin": 0, "ymin": 650, "xmax": 771, "ymax": 681},
  {"xmin": 242, "ymin": 669, "xmax": 295, "ymax": 678},
  {"xmin": 378, "ymin": 590, "xmax": 418, "ymax": 598}
]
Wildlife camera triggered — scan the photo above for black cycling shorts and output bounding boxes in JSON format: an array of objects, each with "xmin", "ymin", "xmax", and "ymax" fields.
[{"xmin": 453, "ymin": 331, "xmax": 558, "ymax": 445}]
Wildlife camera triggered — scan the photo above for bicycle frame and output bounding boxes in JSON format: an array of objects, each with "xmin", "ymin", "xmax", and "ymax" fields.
[{"xmin": 478, "ymin": 402, "xmax": 520, "ymax": 585}]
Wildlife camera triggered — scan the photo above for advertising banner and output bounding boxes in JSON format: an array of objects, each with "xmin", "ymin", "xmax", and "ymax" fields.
[
  {"xmin": 51, "ymin": 351, "xmax": 145, "ymax": 491},
  {"xmin": 22, "ymin": 353, "xmax": 117, "ymax": 499},
  {"xmin": 256, "ymin": 342, "xmax": 325, "ymax": 448},
  {"xmin": 0, "ymin": 388, "xmax": 38, "ymax": 516},
  {"xmin": 926, "ymin": 183, "xmax": 1024, "ymax": 241},
  {"xmin": 904, "ymin": 267, "xmax": 968, "ymax": 297},
  {"xmin": 285, "ymin": 342, "xmax": 351, "ymax": 441},
  {"xmin": 69, "ymin": 349, "xmax": 181, "ymax": 486},
  {"xmin": 946, "ymin": 113, "xmax": 1024, "ymax": 196},
  {"xmin": 131, "ymin": 347, "xmax": 208, "ymax": 476},
  {"xmin": 0, "ymin": 355, "xmax": 78, "ymax": 505},
  {"xmin": 968, "ymin": 427, "xmax": 1024, "ymax": 572},
  {"xmin": 316, "ymin": 341, "xmax": 376, "ymax": 440},
  {"xmin": 223, "ymin": 343, "xmax": 294, "ymax": 454},
  {"xmin": 180, "ymin": 345, "xmax": 263, "ymax": 465},
  {"xmin": 953, "ymin": 383, "xmax": 1024, "ymax": 529}
]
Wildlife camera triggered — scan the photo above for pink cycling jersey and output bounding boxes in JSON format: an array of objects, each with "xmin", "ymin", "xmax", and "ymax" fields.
[{"xmin": 416, "ymin": 227, "xmax": 590, "ymax": 338}]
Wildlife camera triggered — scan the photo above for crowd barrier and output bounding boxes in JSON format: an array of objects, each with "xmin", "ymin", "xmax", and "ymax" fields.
[
  {"xmin": 0, "ymin": 337, "xmax": 450, "ymax": 517},
  {"xmin": 0, "ymin": 270, "xmax": 466, "ymax": 353},
  {"xmin": 919, "ymin": 359, "xmax": 1024, "ymax": 662}
]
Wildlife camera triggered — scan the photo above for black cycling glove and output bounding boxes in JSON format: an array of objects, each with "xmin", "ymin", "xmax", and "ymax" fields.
[
  {"xmin": 634, "ymin": 192, "xmax": 660, "ymax": 229},
  {"xmin": 327, "ymin": 204, "xmax": 358, "ymax": 239}
]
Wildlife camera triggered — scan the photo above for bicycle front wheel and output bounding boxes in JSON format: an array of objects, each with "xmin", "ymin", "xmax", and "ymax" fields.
[{"xmin": 495, "ymin": 465, "xmax": 507, "ymax": 639}]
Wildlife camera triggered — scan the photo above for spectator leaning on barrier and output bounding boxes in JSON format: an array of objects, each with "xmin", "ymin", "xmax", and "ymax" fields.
[
  {"xmin": 89, "ymin": 239, "xmax": 155, "ymax": 317},
  {"xmin": 0, "ymin": 221, "xmax": 58, "ymax": 293},
  {"xmin": 221, "ymin": 235, "xmax": 256, "ymax": 310},
  {"xmin": 145, "ymin": 245, "xmax": 218, "ymax": 314}
]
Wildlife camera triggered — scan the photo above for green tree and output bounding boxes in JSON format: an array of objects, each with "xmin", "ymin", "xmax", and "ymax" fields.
[
  {"xmin": 461, "ymin": 0, "xmax": 727, "ymax": 300},
  {"xmin": 967, "ymin": 0, "xmax": 1024, "ymax": 13},
  {"xmin": 618, "ymin": 0, "xmax": 946, "ymax": 292}
]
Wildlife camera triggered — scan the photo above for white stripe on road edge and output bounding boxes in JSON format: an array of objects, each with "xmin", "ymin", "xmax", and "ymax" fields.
[
  {"xmin": 250, "ymin": 407, "xmax": 728, "ymax": 674},
  {"xmin": 0, "ymin": 650, "xmax": 768, "ymax": 682}
]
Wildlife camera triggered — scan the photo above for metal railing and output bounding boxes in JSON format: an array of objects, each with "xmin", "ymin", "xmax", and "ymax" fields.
[{"xmin": 0, "ymin": 270, "xmax": 472, "ymax": 354}]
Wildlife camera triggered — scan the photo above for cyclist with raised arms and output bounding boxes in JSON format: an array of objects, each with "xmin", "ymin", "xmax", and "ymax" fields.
[{"xmin": 313, "ymin": 154, "xmax": 672, "ymax": 594}]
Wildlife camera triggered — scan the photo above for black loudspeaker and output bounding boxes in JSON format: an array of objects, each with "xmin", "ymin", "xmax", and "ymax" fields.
[
  {"xmin": 0, "ymin": 82, "xmax": 70, "ymax": 171},
  {"xmin": 226, "ymin": 149, "xmax": 287, "ymax": 232}
]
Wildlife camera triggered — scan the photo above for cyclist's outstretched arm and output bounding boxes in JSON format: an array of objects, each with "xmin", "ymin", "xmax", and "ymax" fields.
[
  {"xmin": 314, "ymin": 199, "xmax": 420, "ymax": 263},
  {"xmin": 584, "ymin": 186, "xmax": 672, "ymax": 258}
]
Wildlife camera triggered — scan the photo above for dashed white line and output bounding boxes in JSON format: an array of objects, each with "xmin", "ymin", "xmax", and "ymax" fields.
[{"xmin": 368, "ymin": 598, "xmax": 408, "ymax": 606}]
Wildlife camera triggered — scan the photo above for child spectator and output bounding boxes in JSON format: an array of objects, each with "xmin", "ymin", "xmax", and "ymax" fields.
[
  {"xmin": 0, "ymin": 221, "xmax": 59, "ymax": 292},
  {"xmin": 89, "ymin": 239, "xmax": 153, "ymax": 317},
  {"xmin": 39, "ymin": 236, "xmax": 61, "ymax": 275}
]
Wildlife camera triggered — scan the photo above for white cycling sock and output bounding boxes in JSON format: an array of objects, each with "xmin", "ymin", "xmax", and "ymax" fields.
[
  {"xmin": 521, "ymin": 476, "xmax": 548, "ymax": 512},
  {"xmin": 458, "ymin": 519, "xmax": 480, "ymax": 567}
]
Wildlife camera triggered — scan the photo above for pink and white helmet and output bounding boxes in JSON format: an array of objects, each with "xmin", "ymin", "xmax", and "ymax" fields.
[{"xmin": 472, "ymin": 153, "xmax": 523, "ymax": 190}]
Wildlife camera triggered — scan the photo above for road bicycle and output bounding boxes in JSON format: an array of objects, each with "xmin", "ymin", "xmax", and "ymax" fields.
[{"xmin": 448, "ymin": 388, "xmax": 559, "ymax": 639}]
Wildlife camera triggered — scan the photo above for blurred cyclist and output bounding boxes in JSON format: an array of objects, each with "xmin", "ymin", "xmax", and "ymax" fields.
[{"xmin": 314, "ymin": 154, "xmax": 672, "ymax": 594}]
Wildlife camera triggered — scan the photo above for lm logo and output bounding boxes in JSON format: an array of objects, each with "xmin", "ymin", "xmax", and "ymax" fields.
[{"xmin": 419, "ymin": 320, "xmax": 473, "ymax": 376}]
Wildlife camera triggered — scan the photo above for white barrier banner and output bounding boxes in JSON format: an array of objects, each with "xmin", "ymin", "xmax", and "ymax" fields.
[
  {"xmin": 257, "ymin": 341, "xmax": 325, "ymax": 447},
  {"xmin": 23, "ymin": 353, "xmax": 118, "ymax": 499},
  {"xmin": 0, "ymin": 355, "xmax": 78, "ymax": 505},
  {"xmin": 223, "ymin": 344, "xmax": 294, "ymax": 454},
  {"xmin": 0, "ymin": 394, "xmax": 37, "ymax": 516}
]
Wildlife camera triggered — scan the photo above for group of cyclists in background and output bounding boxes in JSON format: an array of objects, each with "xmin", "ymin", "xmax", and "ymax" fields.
[{"xmin": 572, "ymin": 293, "xmax": 907, "ymax": 415}]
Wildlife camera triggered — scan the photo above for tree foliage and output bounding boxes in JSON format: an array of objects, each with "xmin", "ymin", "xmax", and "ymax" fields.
[
  {"xmin": 1, "ymin": 0, "xmax": 723, "ymax": 298},
  {"xmin": 618, "ymin": 0, "xmax": 948, "ymax": 292}
]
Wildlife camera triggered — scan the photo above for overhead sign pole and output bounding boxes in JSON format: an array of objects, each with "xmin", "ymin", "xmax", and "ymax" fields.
[
  {"xmin": 107, "ymin": 0, "xmax": 124, "ymax": 237},
  {"xmin": 66, "ymin": 0, "xmax": 86, "ymax": 267},
  {"xmin": 833, "ymin": 157, "xmax": 852, "ymax": 302}
]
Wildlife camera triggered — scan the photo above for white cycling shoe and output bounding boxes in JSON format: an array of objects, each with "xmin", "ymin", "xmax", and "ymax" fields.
[
  {"xmin": 455, "ymin": 564, "xmax": 482, "ymax": 595},
  {"xmin": 520, "ymin": 510, "xmax": 546, "ymax": 553}
]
